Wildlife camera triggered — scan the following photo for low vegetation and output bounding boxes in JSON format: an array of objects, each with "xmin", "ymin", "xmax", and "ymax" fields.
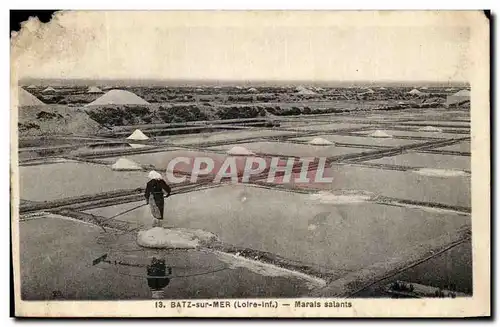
[
  {"xmin": 19, "ymin": 86, "xmax": 469, "ymax": 135},
  {"xmin": 83, "ymin": 97, "xmax": 458, "ymax": 128}
]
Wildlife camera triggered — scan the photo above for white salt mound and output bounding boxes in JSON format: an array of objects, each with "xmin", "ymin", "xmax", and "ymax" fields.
[
  {"xmin": 408, "ymin": 88, "xmax": 423, "ymax": 95},
  {"xmin": 137, "ymin": 227, "xmax": 219, "ymax": 249},
  {"xmin": 42, "ymin": 86, "xmax": 56, "ymax": 93},
  {"xmin": 419, "ymin": 126, "xmax": 443, "ymax": 132},
  {"xmin": 308, "ymin": 137, "xmax": 334, "ymax": 146},
  {"xmin": 87, "ymin": 86, "xmax": 103, "ymax": 93},
  {"xmin": 19, "ymin": 88, "xmax": 45, "ymax": 106},
  {"xmin": 127, "ymin": 129, "xmax": 149, "ymax": 140},
  {"xmin": 309, "ymin": 190, "xmax": 374, "ymax": 204},
  {"xmin": 368, "ymin": 130, "xmax": 392, "ymax": 138},
  {"xmin": 86, "ymin": 89, "xmax": 150, "ymax": 106},
  {"xmin": 227, "ymin": 146, "xmax": 255, "ymax": 156},
  {"xmin": 453, "ymin": 89, "xmax": 470, "ymax": 97},
  {"xmin": 111, "ymin": 158, "xmax": 142, "ymax": 171},
  {"xmin": 412, "ymin": 168, "xmax": 469, "ymax": 177},
  {"xmin": 296, "ymin": 86, "xmax": 317, "ymax": 95}
]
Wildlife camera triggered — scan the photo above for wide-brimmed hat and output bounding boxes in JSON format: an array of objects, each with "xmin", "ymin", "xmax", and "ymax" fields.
[{"xmin": 148, "ymin": 170, "xmax": 163, "ymax": 180}]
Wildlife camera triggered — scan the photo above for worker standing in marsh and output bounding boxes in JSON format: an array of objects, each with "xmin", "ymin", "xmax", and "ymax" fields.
[{"xmin": 145, "ymin": 171, "xmax": 172, "ymax": 227}]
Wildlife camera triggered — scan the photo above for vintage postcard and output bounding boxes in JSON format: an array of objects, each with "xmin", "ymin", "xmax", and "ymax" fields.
[{"xmin": 10, "ymin": 11, "xmax": 490, "ymax": 317}]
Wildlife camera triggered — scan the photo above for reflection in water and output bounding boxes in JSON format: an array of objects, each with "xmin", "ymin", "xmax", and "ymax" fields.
[
  {"xmin": 74, "ymin": 142, "xmax": 133, "ymax": 153},
  {"xmin": 87, "ymin": 142, "xmax": 132, "ymax": 150},
  {"xmin": 146, "ymin": 257, "xmax": 172, "ymax": 299},
  {"xmin": 91, "ymin": 232, "xmax": 230, "ymax": 299}
]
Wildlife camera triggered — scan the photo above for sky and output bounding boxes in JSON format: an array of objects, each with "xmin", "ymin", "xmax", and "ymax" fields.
[{"xmin": 12, "ymin": 11, "xmax": 473, "ymax": 83}]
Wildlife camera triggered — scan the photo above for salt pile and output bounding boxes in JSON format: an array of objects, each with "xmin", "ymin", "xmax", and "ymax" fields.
[
  {"xmin": 309, "ymin": 190, "xmax": 374, "ymax": 204},
  {"xmin": 137, "ymin": 227, "xmax": 219, "ymax": 249},
  {"xmin": 111, "ymin": 158, "xmax": 142, "ymax": 171},
  {"xmin": 408, "ymin": 88, "xmax": 423, "ymax": 95},
  {"xmin": 19, "ymin": 88, "xmax": 45, "ymax": 106},
  {"xmin": 453, "ymin": 89, "xmax": 471, "ymax": 97},
  {"xmin": 419, "ymin": 126, "xmax": 443, "ymax": 132},
  {"xmin": 445, "ymin": 89, "xmax": 470, "ymax": 107},
  {"xmin": 126, "ymin": 129, "xmax": 149, "ymax": 140},
  {"xmin": 296, "ymin": 86, "xmax": 317, "ymax": 95},
  {"xmin": 412, "ymin": 168, "xmax": 470, "ymax": 177},
  {"xmin": 86, "ymin": 89, "xmax": 150, "ymax": 106},
  {"xmin": 227, "ymin": 146, "xmax": 255, "ymax": 156},
  {"xmin": 42, "ymin": 86, "xmax": 56, "ymax": 93},
  {"xmin": 308, "ymin": 137, "xmax": 334, "ymax": 146},
  {"xmin": 87, "ymin": 86, "xmax": 103, "ymax": 93},
  {"xmin": 368, "ymin": 130, "xmax": 392, "ymax": 138}
]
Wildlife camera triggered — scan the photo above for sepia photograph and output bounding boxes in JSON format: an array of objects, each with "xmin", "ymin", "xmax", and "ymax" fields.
[{"xmin": 10, "ymin": 10, "xmax": 490, "ymax": 317}]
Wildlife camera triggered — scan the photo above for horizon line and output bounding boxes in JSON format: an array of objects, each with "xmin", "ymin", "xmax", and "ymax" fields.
[{"xmin": 19, "ymin": 77, "xmax": 469, "ymax": 85}]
